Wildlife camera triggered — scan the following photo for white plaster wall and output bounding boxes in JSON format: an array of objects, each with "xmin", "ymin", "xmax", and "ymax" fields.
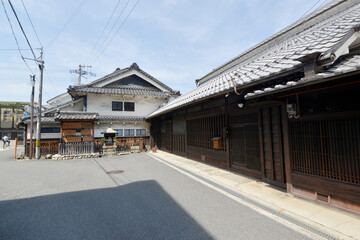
[
  {"xmin": 27, "ymin": 124, "xmax": 61, "ymax": 139},
  {"xmin": 47, "ymin": 93, "xmax": 72, "ymax": 107},
  {"xmin": 87, "ymin": 93, "xmax": 167, "ymax": 117},
  {"xmin": 94, "ymin": 121, "xmax": 150, "ymax": 138},
  {"xmin": 61, "ymin": 99, "xmax": 84, "ymax": 111}
]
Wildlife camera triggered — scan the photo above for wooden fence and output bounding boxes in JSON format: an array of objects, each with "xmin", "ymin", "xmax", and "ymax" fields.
[
  {"xmin": 58, "ymin": 142, "xmax": 94, "ymax": 155},
  {"xmin": 115, "ymin": 137, "xmax": 149, "ymax": 152},
  {"xmin": 26, "ymin": 140, "xmax": 59, "ymax": 157}
]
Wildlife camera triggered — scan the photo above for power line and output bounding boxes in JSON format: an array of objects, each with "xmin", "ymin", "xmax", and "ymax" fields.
[
  {"xmin": 1, "ymin": 0, "xmax": 34, "ymax": 74},
  {"xmin": 0, "ymin": 48, "xmax": 37, "ymax": 51},
  {"xmin": 20, "ymin": 0, "xmax": 43, "ymax": 48},
  {"xmin": 92, "ymin": 0, "xmax": 140, "ymax": 64},
  {"xmin": 7, "ymin": 0, "xmax": 37, "ymax": 60},
  {"xmin": 87, "ymin": 0, "xmax": 123, "ymax": 62},
  {"xmin": 88, "ymin": 0, "xmax": 130, "ymax": 63},
  {"xmin": 44, "ymin": 69, "xmax": 61, "ymax": 95},
  {"xmin": 46, "ymin": 0, "xmax": 88, "ymax": 48},
  {"xmin": 298, "ymin": 0, "xmax": 323, "ymax": 20}
]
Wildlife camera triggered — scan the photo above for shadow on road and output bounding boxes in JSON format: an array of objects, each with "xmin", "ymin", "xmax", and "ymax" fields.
[{"xmin": 0, "ymin": 180, "xmax": 212, "ymax": 240}]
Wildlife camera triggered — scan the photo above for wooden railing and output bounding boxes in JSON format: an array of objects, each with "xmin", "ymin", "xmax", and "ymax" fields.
[{"xmin": 58, "ymin": 142, "xmax": 94, "ymax": 155}]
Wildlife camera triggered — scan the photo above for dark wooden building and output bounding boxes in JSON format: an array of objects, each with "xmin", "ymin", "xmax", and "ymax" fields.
[{"xmin": 148, "ymin": 0, "xmax": 360, "ymax": 213}]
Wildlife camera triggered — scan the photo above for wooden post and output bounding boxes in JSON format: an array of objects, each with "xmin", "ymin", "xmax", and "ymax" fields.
[
  {"xmin": 140, "ymin": 138, "xmax": 144, "ymax": 152},
  {"xmin": 258, "ymin": 109, "xmax": 266, "ymax": 179},
  {"xmin": 281, "ymin": 104, "xmax": 293, "ymax": 193},
  {"xmin": 14, "ymin": 138, "xmax": 18, "ymax": 159}
]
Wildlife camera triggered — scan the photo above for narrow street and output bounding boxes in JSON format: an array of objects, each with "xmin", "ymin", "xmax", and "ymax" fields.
[{"xmin": 0, "ymin": 150, "xmax": 310, "ymax": 240}]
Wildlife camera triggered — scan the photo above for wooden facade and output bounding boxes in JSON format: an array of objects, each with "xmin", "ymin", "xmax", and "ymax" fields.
[
  {"xmin": 150, "ymin": 75, "xmax": 360, "ymax": 213},
  {"xmin": 59, "ymin": 120, "xmax": 95, "ymax": 143}
]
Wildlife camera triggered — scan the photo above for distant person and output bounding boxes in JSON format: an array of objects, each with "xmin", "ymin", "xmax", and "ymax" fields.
[{"xmin": 2, "ymin": 135, "xmax": 10, "ymax": 148}]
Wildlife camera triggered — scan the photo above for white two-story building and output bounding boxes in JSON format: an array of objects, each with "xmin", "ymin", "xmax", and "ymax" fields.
[{"xmin": 19, "ymin": 63, "xmax": 179, "ymax": 152}]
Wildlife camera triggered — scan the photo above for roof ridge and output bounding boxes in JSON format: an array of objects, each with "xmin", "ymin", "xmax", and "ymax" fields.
[
  {"xmin": 197, "ymin": 0, "xmax": 357, "ymax": 85},
  {"xmin": 70, "ymin": 63, "xmax": 178, "ymax": 94}
]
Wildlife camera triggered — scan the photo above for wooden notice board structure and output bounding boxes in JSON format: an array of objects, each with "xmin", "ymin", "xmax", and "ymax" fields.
[
  {"xmin": 55, "ymin": 112, "xmax": 99, "ymax": 143},
  {"xmin": 60, "ymin": 121, "xmax": 95, "ymax": 143}
]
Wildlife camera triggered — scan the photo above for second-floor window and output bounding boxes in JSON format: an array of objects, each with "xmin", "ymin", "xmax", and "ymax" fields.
[
  {"xmin": 112, "ymin": 101, "xmax": 123, "ymax": 111},
  {"xmin": 124, "ymin": 102, "xmax": 135, "ymax": 111},
  {"xmin": 112, "ymin": 101, "xmax": 135, "ymax": 111}
]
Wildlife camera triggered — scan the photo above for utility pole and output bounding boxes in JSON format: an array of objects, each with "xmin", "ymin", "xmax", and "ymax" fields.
[
  {"xmin": 69, "ymin": 65, "xmax": 95, "ymax": 85},
  {"xmin": 35, "ymin": 49, "xmax": 44, "ymax": 159},
  {"xmin": 78, "ymin": 65, "xmax": 92, "ymax": 85},
  {"xmin": 29, "ymin": 75, "xmax": 35, "ymax": 159}
]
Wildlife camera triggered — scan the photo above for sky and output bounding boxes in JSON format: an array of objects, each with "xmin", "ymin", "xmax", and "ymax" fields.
[{"xmin": 0, "ymin": 0, "xmax": 331, "ymax": 103}]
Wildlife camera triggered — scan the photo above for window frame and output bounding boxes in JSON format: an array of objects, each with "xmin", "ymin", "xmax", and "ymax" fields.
[
  {"xmin": 124, "ymin": 129, "xmax": 135, "ymax": 137},
  {"xmin": 112, "ymin": 101, "xmax": 123, "ymax": 111},
  {"xmin": 40, "ymin": 127, "xmax": 61, "ymax": 133},
  {"xmin": 136, "ymin": 129, "xmax": 146, "ymax": 136},
  {"xmin": 124, "ymin": 102, "xmax": 135, "ymax": 112}
]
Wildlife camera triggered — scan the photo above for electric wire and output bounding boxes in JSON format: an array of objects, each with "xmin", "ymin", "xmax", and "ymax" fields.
[
  {"xmin": 88, "ymin": 0, "xmax": 130, "ymax": 63},
  {"xmin": 20, "ymin": 0, "xmax": 43, "ymax": 47},
  {"xmin": 87, "ymin": 0, "xmax": 123, "ymax": 62},
  {"xmin": 92, "ymin": 0, "xmax": 140, "ymax": 64},
  {"xmin": 7, "ymin": 0, "xmax": 37, "ymax": 60},
  {"xmin": 298, "ymin": 0, "xmax": 323, "ymax": 20},
  {"xmin": 1, "ymin": 0, "xmax": 34, "ymax": 74},
  {"xmin": 44, "ymin": 69, "xmax": 61, "ymax": 95},
  {"xmin": 46, "ymin": 0, "xmax": 88, "ymax": 48},
  {"xmin": 0, "ymin": 48, "xmax": 35, "ymax": 51}
]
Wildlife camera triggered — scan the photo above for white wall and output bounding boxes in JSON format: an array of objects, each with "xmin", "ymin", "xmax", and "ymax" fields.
[
  {"xmin": 94, "ymin": 121, "xmax": 150, "ymax": 138},
  {"xmin": 27, "ymin": 124, "xmax": 61, "ymax": 139},
  {"xmin": 87, "ymin": 93, "xmax": 167, "ymax": 117},
  {"xmin": 61, "ymin": 99, "xmax": 84, "ymax": 111},
  {"xmin": 47, "ymin": 93, "xmax": 72, "ymax": 107}
]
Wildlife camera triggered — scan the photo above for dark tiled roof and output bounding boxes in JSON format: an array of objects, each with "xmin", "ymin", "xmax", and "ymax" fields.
[
  {"xmin": 98, "ymin": 116, "xmax": 145, "ymax": 122},
  {"xmin": 197, "ymin": 0, "xmax": 346, "ymax": 84},
  {"xmin": 244, "ymin": 54, "xmax": 360, "ymax": 99},
  {"xmin": 55, "ymin": 111, "xmax": 99, "ymax": 120},
  {"xmin": 148, "ymin": 1, "xmax": 360, "ymax": 118},
  {"xmin": 20, "ymin": 116, "xmax": 57, "ymax": 124},
  {"xmin": 71, "ymin": 85, "xmax": 169, "ymax": 97}
]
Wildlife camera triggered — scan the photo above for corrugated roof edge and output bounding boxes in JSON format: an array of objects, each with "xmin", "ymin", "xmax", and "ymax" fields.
[{"xmin": 196, "ymin": 0, "xmax": 353, "ymax": 85}]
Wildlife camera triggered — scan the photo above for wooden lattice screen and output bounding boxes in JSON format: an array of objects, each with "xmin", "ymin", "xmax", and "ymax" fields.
[
  {"xmin": 187, "ymin": 114, "xmax": 226, "ymax": 151},
  {"xmin": 289, "ymin": 118, "xmax": 360, "ymax": 185}
]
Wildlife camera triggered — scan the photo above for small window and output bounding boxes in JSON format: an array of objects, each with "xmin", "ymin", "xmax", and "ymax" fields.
[
  {"xmin": 76, "ymin": 129, "xmax": 81, "ymax": 136},
  {"xmin": 124, "ymin": 129, "xmax": 135, "ymax": 137},
  {"xmin": 112, "ymin": 101, "xmax": 123, "ymax": 111},
  {"xmin": 41, "ymin": 127, "xmax": 60, "ymax": 133},
  {"xmin": 136, "ymin": 129, "xmax": 146, "ymax": 136},
  {"xmin": 115, "ymin": 129, "xmax": 123, "ymax": 137},
  {"xmin": 124, "ymin": 102, "xmax": 135, "ymax": 111}
]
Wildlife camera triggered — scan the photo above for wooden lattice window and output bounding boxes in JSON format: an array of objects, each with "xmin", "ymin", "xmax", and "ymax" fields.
[
  {"xmin": 289, "ymin": 118, "xmax": 360, "ymax": 185},
  {"xmin": 187, "ymin": 114, "xmax": 226, "ymax": 151}
]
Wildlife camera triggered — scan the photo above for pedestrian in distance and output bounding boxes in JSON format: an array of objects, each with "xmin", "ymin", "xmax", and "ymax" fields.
[{"xmin": 2, "ymin": 135, "xmax": 10, "ymax": 149}]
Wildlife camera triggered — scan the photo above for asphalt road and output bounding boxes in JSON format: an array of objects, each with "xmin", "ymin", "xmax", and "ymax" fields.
[{"xmin": 0, "ymin": 150, "xmax": 310, "ymax": 240}]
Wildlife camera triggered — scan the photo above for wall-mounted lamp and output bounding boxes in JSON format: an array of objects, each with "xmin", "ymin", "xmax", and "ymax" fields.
[{"xmin": 238, "ymin": 103, "xmax": 244, "ymax": 108}]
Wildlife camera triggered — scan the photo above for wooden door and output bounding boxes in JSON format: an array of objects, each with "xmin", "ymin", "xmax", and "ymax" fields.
[
  {"xmin": 165, "ymin": 120, "xmax": 172, "ymax": 152},
  {"xmin": 262, "ymin": 106, "xmax": 286, "ymax": 188},
  {"xmin": 229, "ymin": 112, "xmax": 262, "ymax": 176}
]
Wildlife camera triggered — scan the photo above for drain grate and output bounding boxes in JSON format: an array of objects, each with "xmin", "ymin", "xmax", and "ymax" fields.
[{"xmin": 106, "ymin": 170, "xmax": 124, "ymax": 174}]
